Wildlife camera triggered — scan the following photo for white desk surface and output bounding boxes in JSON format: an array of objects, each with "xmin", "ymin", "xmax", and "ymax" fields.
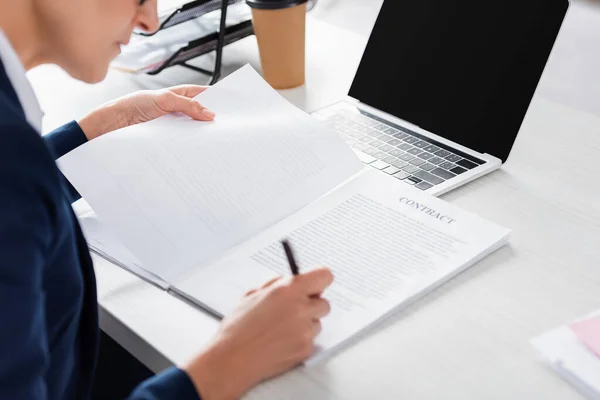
[{"xmin": 28, "ymin": 1, "xmax": 600, "ymax": 399}]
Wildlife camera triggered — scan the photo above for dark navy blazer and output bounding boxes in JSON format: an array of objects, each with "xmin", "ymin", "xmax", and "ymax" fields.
[{"xmin": 0, "ymin": 60, "xmax": 200, "ymax": 400}]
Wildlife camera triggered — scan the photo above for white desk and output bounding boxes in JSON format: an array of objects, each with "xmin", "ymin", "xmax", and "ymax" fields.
[{"xmin": 28, "ymin": 2, "xmax": 600, "ymax": 399}]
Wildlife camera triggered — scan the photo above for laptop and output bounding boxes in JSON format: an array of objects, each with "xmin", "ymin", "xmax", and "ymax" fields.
[{"xmin": 313, "ymin": 0, "xmax": 569, "ymax": 195}]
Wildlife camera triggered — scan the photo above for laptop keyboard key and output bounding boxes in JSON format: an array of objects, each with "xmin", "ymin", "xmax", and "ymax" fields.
[
  {"xmin": 434, "ymin": 149, "xmax": 451, "ymax": 158},
  {"xmin": 346, "ymin": 115, "xmax": 361, "ymax": 124},
  {"xmin": 363, "ymin": 147, "xmax": 378, "ymax": 155},
  {"xmin": 387, "ymin": 139, "xmax": 402, "ymax": 146},
  {"xmin": 383, "ymin": 166, "xmax": 401, "ymax": 175},
  {"xmin": 371, "ymin": 141, "xmax": 387, "ymax": 150},
  {"xmin": 362, "ymin": 119, "xmax": 379, "ymax": 127},
  {"xmin": 398, "ymin": 143, "xmax": 413, "ymax": 151},
  {"xmin": 415, "ymin": 181, "xmax": 434, "ymax": 191},
  {"xmin": 412, "ymin": 169, "xmax": 444, "ymax": 185},
  {"xmin": 413, "ymin": 140, "xmax": 428, "ymax": 148},
  {"xmin": 402, "ymin": 165, "xmax": 419, "ymax": 174},
  {"xmin": 445, "ymin": 154, "xmax": 462, "ymax": 163},
  {"xmin": 432, "ymin": 168, "xmax": 456, "ymax": 180},
  {"xmin": 399, "ymin": 153, "xmax": 415, "ymax": 162},
  {"xmin": 393, "ymin": 171, "xmax": 410, "ymax": 180},
  {"xmin": 406, "ymin": 176, "xmax": 422, "ymax": 185},
  {"xmin": 450, "ymin": 166, "xmax": 468, "ymax": 175},
  {"xmin": 338, "ymin": 125, "xmax": 353, "ymax": 134},
  {"xmin": 370, "ymin": 160, "xmax": 390, "ymax": 170},
  {"xmin": 429, "ymin": 157, "xmax": 444, "ymax": 165},
  {"xmin": 353, "ymin": 142, "xmax": 368, "ymax": 151},
  {"xmin": 420, "ymin": 163, "xmax": 436, "ymax": 171},
  {"xmin": 382, "ymin": 156, "xmax": 398, "ymax": 164},
  {"xmin": 417, "ymin": 152, "xmax": 434, "ymax": 160},
  {"xmin": 439, "ymin": 161, "xmax": 455, "ymax": 170},
  {"xmin": 389, "ymin": 149, "xmax": 404, "ymax": 157},
  {"xmin": 423, "ymin": 145, "xmax": 440, "ymax": 153},
  {"xmin": 409, "ymin": 158, "xmax": 426, "ymax": 166},
  {"xmin": 407, "ymin": 148, "xmax": 422, "ymax": 155},
  {"xmin": 380, "ymin": 144, "xmax": 395, "ymax": 152},
  {"xmin": 456, "ymin": 159, "xmax": 478, "ymax": 169},
  {"xmin": 373, "ymin": 151, "xmax": 387, "ymax": 159},
  {"xmin": 393, "ymin": 132, "xmax": 409, "ymax": 140},
  {"xmin": 391, "ymin": 160, "xmax": 409, "ymax": 169},
  {"xmin": 403, "ymin": 136, "xmax": 419, "ymax": 144},
  {"xmin": 384, "ymin": 127, "xmax": 399, "ymax": 135}
]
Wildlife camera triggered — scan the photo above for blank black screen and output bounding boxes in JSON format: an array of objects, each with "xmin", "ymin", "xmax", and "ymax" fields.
[{"xmin": 349, "ymin": 0, "xmax": 568, "ymax": 162}]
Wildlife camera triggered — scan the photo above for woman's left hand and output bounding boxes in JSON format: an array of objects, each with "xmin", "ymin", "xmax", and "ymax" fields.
[{"xmin": 78, "ymin": 85, "xmax": 215, "ymax": 141}]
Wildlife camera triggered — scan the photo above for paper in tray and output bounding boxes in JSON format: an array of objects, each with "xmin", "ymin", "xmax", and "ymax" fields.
[
  {"xmin": 143, "ymin": 0, "xmax": 246, "ymax": 35},
  {"xmin": 111, "ymin": 1, "xmax": 251, "ymax": 74}
]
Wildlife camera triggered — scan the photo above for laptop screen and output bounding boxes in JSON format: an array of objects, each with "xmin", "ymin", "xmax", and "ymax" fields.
[{"xmin": 349, "ymin": 0, "xmax": 568, "ymax": 162}]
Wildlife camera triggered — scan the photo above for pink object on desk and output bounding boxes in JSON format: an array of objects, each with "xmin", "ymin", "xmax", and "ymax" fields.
[{"xmin": 570, "ymin": 315, "xmax": 600, "ymax": 358}]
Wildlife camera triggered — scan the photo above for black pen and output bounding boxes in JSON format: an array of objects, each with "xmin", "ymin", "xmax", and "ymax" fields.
[{"xmin": 281, "ymin": 239, "xmax": 299, "ymax": 276}]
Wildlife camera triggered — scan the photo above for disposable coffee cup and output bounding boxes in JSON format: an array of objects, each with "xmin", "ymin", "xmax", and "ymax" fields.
[{"xmin": 247, "ymin": 0, "xmax": 308, "ymax": 89}]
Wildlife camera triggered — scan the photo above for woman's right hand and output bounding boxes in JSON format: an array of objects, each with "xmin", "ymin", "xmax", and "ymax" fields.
[{"xmin": 184, "ymin": 267, "xmax": 334, "ymax": 400}]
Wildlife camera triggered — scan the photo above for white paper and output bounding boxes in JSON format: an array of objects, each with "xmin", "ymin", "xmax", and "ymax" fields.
[
  {"xmin": 79, "ymin": 211, "xmax": 170, "ymax": 290},
  {"xmin": 174, "ymin": 169, "xmax": 510, "ymax": 364},
  {"xmin": 532, "ymin": 311, "xmax": 600, "ymax": 400},
  {"xmin": 58, "ymin": 65, "xmax": 362, "ymax": 282},
  {"xmin": 114, "ymin": 2, "xmax": 251, "ymax": 73},
  {"xmin": 72, "ymin": 199, "xmax": 168, "ymax": 288}
]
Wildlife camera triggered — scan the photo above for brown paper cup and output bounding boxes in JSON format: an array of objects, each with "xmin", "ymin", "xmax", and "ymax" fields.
[{"xmin": 250, "ymin": 3, "xmax": 307, "ymax": 89}]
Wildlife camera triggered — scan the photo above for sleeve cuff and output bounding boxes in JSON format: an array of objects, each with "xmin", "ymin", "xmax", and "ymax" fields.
[
  {"xmin": 43, "ymin": 120, "xmax": 88, "ymax": 159},
  {"xmin": 128, "ymin": 367, "xmax": 201, "ymax": 400}
]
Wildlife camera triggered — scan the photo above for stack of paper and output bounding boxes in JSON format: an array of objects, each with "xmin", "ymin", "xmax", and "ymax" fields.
[
  {"xmin": 61, "ymin": 65, "xmax": 510, "ymax": 365},
  {"xmin": 532, "ymin": 311, "xmax": 600, "ymax": 400},
  {"xmin": 75, "ymin": 199, "xmax": 169, "ymax": 289},
  {"xmin": 111, "ymin": 1, "xmax": 251, "ymax": 74}
]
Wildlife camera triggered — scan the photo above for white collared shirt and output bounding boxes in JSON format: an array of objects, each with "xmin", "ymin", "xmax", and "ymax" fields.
[{"xmin": 0, "ymin": 29, "xmax": 43, "ymax": 133}]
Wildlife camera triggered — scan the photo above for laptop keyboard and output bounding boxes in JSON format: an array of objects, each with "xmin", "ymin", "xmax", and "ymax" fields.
[{"xmin": 315, "ymin": 105, "xmax": 485, "ymax": 190}]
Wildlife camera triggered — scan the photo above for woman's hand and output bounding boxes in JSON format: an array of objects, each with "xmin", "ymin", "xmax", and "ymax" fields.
[
  {"xmin": 77, "ymin": 85, "xmax": 215, "ymax": 141},
  {"xmin": 184, "ymin": 267, "xmax": 334, "ymax": 400}
]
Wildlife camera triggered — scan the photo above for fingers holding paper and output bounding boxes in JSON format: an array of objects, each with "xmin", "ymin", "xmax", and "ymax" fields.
[
  {"xmin": 156, "ymin": 85, "xmax": 216, "ymax": 121},
  {"xmin": 167, "ymin": 84, "xmax": 207, "ymax": 98},
  {"xmin": 77, "ymin": 84, "xmax": 214, "ymax": 140}
]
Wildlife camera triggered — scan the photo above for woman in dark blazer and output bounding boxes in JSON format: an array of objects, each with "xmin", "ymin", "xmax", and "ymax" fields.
[{"xmin": 0, "ymin": 0, "xmax": 333, "ymax": 399}]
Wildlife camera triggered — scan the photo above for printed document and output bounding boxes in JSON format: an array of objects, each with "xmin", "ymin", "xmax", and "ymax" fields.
[
  {"xmin": 59, "ymin": 65, "xmax": 362, "ymax": 281},
  {"xmin": 59, "ymin": 65, "xmax": 509, "ymax": 364},
  {"xmin": 174, "ymin": 170, "xmax": 510, "ymax": 363}
]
